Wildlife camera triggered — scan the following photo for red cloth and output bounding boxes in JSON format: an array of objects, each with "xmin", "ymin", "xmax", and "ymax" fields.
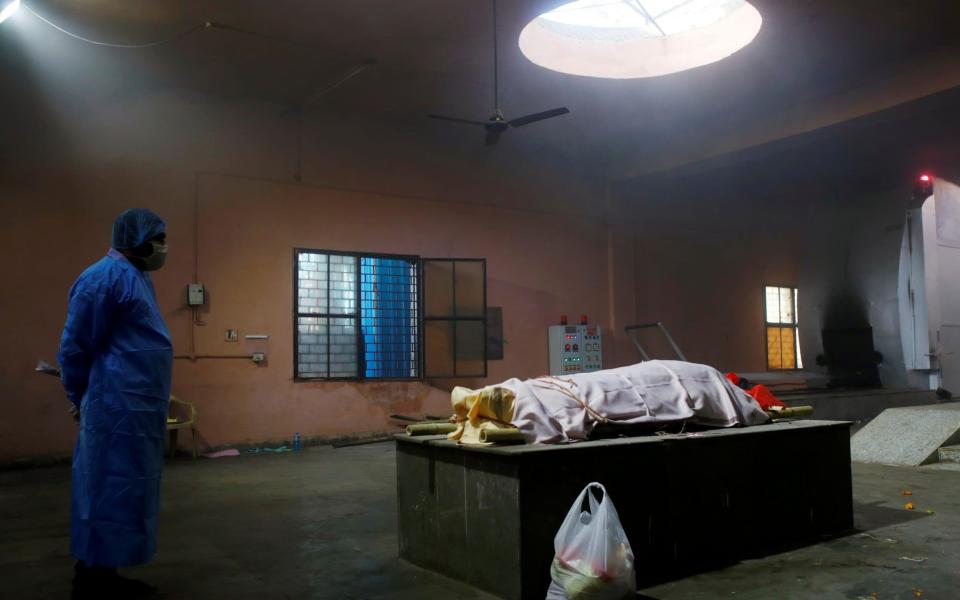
[
  {"xmin": 747, "ymin": 384, "xmax": 786, "ymax": 410},
  {"xmin": 725, "ymin": 373, "xmax": 786, "ymax": 410}
]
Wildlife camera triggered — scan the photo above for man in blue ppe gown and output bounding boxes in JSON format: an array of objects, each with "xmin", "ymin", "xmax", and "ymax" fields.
[{"xmin": 59, "ymin": 208, "xmax": 173, "ymax": 598}]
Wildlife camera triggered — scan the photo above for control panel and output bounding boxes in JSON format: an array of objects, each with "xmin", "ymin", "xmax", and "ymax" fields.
[{"xmin": 548, "ymin": 324, "xmax": 603, "ymax": 376}]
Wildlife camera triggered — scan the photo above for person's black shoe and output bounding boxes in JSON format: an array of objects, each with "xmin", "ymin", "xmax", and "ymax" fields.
[
  {"xmin": 72, "ymin": 561, "xmax": 157, "ymax": 599},
  {"xmin": 73, "ymin": 560, "xmax": 112, "ymax": 597},
  {"xmin": 108, "ymin": 573, "xmax": 158, "ymax": 598}
]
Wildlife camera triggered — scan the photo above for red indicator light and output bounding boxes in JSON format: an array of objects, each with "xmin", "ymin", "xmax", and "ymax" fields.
[{"xmin": 920, "ymin": 174, "xmax": 931, "ymax": 183}]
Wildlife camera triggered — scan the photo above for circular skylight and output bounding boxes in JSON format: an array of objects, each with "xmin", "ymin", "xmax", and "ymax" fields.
[{"xmin": 519, "ymin": 0, "xmax": 762, "ymax": 79}]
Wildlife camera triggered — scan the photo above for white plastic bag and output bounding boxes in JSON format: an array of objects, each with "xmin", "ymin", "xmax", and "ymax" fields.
[{"xmin": 546, "ymin": 482, "xmax": 635, "ymax": 600}]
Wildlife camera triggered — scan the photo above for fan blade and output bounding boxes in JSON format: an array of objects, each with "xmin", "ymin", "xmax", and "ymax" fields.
[
  {"xmin": 302, "ymin": 60, "xmax": 377, "ymax": 111},
  {"xmin": 485, "ymin": 129, "xmax": 502, "ymax": 146},
  {"xmin": 428, "ymin": 114, "xmax": 487, "ymax": 126},
  {"xmin": 508, "ymin": 107, "xmax": 570, "ymax": 127}
]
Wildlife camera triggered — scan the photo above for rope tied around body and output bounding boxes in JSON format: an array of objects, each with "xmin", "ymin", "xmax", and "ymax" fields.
[{"xmin": 531, "ymin": 376, "xmax": 610, "ymax": 424}]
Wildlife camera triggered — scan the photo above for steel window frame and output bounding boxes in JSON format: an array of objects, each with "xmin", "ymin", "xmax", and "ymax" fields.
[
  {"xmin": 294, "ymin": 248, "xmax": 422, "ymax": 382},
  {"xmin": 421, "ymin": 258, "xmax": 488, "ymax": 378}
]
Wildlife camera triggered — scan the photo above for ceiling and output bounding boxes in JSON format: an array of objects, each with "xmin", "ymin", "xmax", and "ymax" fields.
[{"xmin": 3, "ymin": 0, "xmax": 960, "ymax": 183}]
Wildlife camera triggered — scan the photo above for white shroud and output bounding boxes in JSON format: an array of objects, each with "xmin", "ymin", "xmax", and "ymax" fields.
[{"xmin": 501, "ymin": 360, "xmax": 770, "ymax": 444}]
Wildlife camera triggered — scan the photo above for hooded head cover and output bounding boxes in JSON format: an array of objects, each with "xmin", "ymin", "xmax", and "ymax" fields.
[{"xmin": 111, "ymin": 208, "xmax": 166, "ymax": 250}]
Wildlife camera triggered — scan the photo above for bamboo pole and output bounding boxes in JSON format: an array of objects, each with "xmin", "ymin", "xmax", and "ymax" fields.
[
  {"xmin": 406, "ymin": 422, "xmax": 458, "ymax": 436},
  {"xmin": 767, "ymin": 406, "xmax": 814, "ymax": 419},
  {"xmin": 478, "ymin": 428, "xmax": 526, "ymax": 444}
]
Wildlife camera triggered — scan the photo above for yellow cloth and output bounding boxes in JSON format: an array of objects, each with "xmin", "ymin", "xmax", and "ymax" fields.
[{"xmin": 448, "ymin": 385, "xmax": 518, "ymax": 445}]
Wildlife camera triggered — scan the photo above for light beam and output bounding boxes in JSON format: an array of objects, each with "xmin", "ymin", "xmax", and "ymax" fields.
[{"xmin": 0, "ymin": 0, "xmax": 21, "ymax": 25}]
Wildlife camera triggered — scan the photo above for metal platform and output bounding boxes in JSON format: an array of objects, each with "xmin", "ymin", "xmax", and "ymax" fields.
[{"xmin": 396, "ymin": 420, "xmax": 853, "ymax": 600}]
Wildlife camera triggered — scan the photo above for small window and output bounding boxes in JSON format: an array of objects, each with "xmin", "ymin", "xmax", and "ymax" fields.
[
  {"xmin": 765, "ymin": 286, "xmax": 802, "ymax": 370},
  {"xmin": 294, "ymin": 250, "xmax": 487, "ymax": 381},
  {"xmin": 295, "ymin": 250, "xmax": 419, "ymax": 380},
  {"xmin": 422, "ymin": 259, "xmax": 488, "ymax": 378}
]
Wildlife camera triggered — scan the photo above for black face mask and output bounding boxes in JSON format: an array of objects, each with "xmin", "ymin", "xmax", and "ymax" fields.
[
  {"xmin": 142, "ymin": 241, "xmax": 169, "ymax": 271},
  {"xmin": 129, "ymin": 240, "xmax": 168, "ymax": 271}
]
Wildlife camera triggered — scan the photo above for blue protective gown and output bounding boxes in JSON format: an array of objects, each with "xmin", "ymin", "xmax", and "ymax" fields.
[{"xmin": 58, "ymin": 248, "xmax": 173, "ymax": 567}]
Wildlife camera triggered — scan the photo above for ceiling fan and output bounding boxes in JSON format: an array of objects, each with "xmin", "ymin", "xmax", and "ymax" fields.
[{"xmin": 428, "ymin": 0, "xmax": 570, "ymax": 146}]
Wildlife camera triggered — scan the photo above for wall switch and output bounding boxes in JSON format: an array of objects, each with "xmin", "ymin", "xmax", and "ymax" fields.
[{"xmin": 225, "ymin": 329, "xmax": 238, "ymax": 342}]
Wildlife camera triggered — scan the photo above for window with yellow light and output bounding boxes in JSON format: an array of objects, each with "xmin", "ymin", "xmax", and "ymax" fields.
[{"xmin": 765, "ymin": 286, "xmax": 802, "ymax": 370}]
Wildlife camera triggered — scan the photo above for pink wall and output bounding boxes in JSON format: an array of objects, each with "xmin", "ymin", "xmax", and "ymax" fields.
[
  {"xmin": 168, "ymin": 174, "xmax": 614, "ymax": 449},
  {"xmin": 617, "ymin": 172, "xmax": 808, "ymax": 374},
  {"xmin": 0, "ymin": 90, "xmax": 634, "ymax": 461},
  {"xmin": 632, "ymin": 228, "xmax": 800, "ymax": 372}
]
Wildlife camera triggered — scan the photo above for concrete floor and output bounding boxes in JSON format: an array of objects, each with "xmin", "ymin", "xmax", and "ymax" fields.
[{"xmin": 1, "ymin": 444, "xmax": 958, "ymax": 600}]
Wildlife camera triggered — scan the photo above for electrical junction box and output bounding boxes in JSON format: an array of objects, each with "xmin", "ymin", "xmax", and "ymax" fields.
[
  {"xmin": 187, "ymin": 283, "xmax": 205, "ymax": 306},
  {"xmin": 548, "ymin": 324, "xmax": 603, "ymax": 376}
]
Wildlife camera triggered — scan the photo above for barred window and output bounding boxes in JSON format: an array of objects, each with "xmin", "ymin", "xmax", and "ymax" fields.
[
  {"xmin": 294, "ymin": 250, "xmax": 486, "ymax": 381},
  {"xmin": 765, "ymin": 285, "xmax": 802, "ymax": 370}
]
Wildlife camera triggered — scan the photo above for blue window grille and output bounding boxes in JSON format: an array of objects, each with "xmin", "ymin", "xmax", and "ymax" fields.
[{"xmin": 360, "ymin": 257, "xmax": 418, "ymax": 378}]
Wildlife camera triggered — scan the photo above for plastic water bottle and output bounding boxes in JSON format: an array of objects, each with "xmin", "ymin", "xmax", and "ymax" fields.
[{"xmin": 293, "ymin": 432, "xmax": 302, "ymax": 452}]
